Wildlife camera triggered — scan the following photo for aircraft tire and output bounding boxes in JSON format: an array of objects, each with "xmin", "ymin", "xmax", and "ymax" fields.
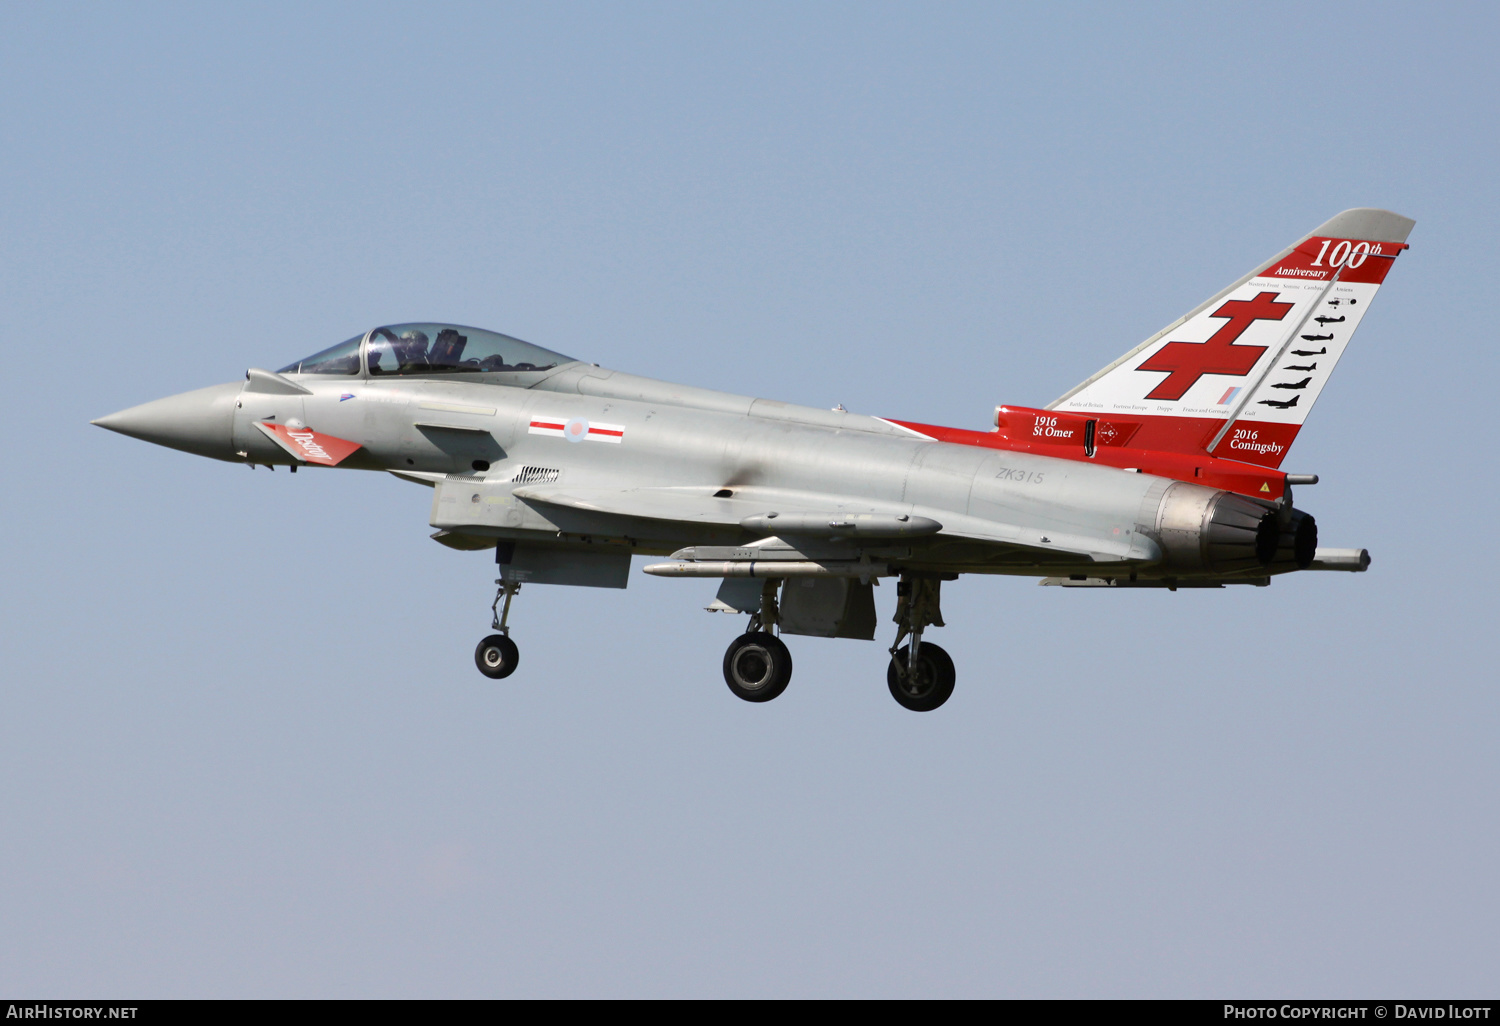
[
  {"xmin": 475, "ymin": 634, "xmax": 520, "ymax": 679},
  {"xmin": 723, "ymin": 632, "xmax": 792, "ymax": 703},
  {"xmin": 887, "ymin": 642, "xmax": 955, "ymax": 712}
]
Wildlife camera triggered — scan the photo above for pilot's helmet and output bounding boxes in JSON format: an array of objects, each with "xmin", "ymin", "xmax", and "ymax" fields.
[{"xmin": 397, "ymin": 329, "xmax": 429, "ymax": 358}]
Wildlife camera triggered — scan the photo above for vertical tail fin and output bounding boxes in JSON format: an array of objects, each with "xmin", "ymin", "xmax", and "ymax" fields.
[{"xmin": 1049, "ymin": 209, "xmax": 1414, "ymax": 468}]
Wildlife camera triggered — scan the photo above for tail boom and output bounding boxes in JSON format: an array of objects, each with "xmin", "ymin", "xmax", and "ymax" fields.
[{"xmin": 885, "ymin": 411, "xmax": 1297, "ymax": 502}]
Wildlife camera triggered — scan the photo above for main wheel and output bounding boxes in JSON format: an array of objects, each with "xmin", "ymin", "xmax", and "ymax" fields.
[
  {"xmin": 474, "ymin": 633, "xmax": 520, "ymax": 679},
  {"xmin": 723, "ymin": 632, "xmax": 793, "ymax": 702},
  {"xmin": 887, "ymin": 642, "xmax": 955, "ymax": 711}
]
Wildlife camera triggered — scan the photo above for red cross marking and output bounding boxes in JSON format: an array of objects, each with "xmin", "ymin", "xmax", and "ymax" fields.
[{"xmin": 1136, "ymin": 291, "xmax": 1294, "ymax": 401}]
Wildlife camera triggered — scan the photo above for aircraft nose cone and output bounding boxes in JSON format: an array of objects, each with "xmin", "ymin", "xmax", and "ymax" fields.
[{"xmin": 93, "ymin": 381, "xmax": 242, "ymax": 461}]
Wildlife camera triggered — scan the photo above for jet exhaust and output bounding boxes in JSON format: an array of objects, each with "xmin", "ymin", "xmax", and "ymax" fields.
[
  {"xmin": 1267, "ymin": 507, "xmax": 1319, "ymax": 572},
  {"xmin": 1152, "ymin": 482, "xmax": 1281, "ymax": 575}
]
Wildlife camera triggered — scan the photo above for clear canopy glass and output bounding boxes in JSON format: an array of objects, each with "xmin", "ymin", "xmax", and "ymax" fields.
[
  {"xmin": 279, "ymin": 334, "xmax": 362, "ymax": 375},
  {"xmin": 366, "ymin": 323, "xmax": 573, "ymax": 376},
  {"xmin": 277, "ymin": 324, "xmax": 575, "ymax": 378}
]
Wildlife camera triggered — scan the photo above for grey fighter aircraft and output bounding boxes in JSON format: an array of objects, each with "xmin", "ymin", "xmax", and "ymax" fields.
[{"xmin": 94, "ymin": 209, "xmax": 1413, "ymax": 711}]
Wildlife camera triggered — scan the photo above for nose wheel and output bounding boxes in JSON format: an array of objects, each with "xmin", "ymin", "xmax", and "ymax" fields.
[
  {"xmin": 475, "ymin": 634, "xmax": 520, "ymax": 679},
  {"xmin": 475, "ymin": 579, "xmax": 522, "ymax": 680}
]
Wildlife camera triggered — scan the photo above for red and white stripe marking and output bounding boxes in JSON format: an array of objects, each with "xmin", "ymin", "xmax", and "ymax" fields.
[{"xmin": 528, "ymin": 416, "xmax": 625, "ymax": 443}]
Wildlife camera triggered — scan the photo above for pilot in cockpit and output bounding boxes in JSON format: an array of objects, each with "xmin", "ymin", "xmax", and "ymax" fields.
[
  {"xmin": 395, "ymin": 329, "xmax": 430, "ymax": 370},
  {"xmin": 357, "ymin": 322, "xmax": 568, "ymax": 376}
]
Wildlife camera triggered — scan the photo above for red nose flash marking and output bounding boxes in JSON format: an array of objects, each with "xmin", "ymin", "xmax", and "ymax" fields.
[{"xmin": 1136, "ymin": 291, "xmax": 1294, "ymax": 400}]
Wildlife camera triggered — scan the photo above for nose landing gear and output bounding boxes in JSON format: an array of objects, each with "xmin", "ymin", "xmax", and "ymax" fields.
[
  {"xmin": 475, "ymin": 579, "xmax": 521, "ymax": 679},
  {"xmin": 475, "ymin": 633, "xmax": 519, "ymax": 678}
]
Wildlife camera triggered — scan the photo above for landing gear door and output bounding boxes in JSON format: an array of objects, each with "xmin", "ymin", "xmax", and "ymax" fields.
[{"xmin": 779, "ymin": 578, "xmax": 877, "ymax": 640}]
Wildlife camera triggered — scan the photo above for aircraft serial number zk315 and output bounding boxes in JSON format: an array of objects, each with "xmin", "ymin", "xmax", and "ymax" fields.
[{"xmin": 95, "ymin": 209, "xmax": 1412, "ymax": 711}]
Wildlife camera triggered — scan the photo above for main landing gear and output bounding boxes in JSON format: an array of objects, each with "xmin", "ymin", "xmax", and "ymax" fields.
[
  {"xmin": 723, "ymin": 632, "xmax": 793, "ymax": 702},
  {"xmin": 475, "ymin": 579, "xmax": 521, "ymax": 679},
  {"xmin": 720, "ymin": 574, "xmax": 956, "ymax": 711},
  {"xmin": 722, "ymin": 581, "xmax": 792, "ymax": 702},
  {"xmin": 886, "ymin": 575, "xmax": 954, "ymax": 712},
  {"xmin": 887, "ymin": 641, "xmax": 955, "ymax": 712}
]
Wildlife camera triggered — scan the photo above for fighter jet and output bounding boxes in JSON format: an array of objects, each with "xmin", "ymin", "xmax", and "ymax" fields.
[{"xmin": 93, "ymin": 208, "xmax": 1413, "ymax": 711}]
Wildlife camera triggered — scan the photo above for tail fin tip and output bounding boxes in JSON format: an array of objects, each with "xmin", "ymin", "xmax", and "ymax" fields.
[{"xmin": 1312, "ymin": 208, "xmax": 1415, "ymax": 246}]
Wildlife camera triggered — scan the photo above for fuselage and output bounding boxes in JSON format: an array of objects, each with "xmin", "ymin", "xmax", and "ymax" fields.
[{"xmin": 110, "ymin": 357, "xmax": 1259, "ymax": 580}]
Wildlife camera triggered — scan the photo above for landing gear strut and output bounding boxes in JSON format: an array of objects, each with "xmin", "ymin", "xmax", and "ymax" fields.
[
  {"xmin": 887, "ymin": 575, "xmax": 954, "ymax": 711},
  {"xmin": 723, "ymin": 580, "xmax": 793, "ymax": 702},
  {"xmin": 475, "ymin": 579, "xmax": 521, "ymax": 679}
]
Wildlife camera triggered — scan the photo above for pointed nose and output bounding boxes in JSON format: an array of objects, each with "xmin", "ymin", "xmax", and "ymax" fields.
[{"xmin": 93, "ymin": 381, "xmax": 242, "ymax": 461}]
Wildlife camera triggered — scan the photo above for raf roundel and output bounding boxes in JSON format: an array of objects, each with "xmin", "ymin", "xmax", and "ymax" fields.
[{"xmin": 528, "ymin": 415, "xmax": 626, "ymax": 443}]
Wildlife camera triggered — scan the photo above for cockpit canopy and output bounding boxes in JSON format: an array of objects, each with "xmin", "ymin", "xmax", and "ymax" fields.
[{"xmin": 278, "ymin": 323, "xmax": 576, "ymax": 377}]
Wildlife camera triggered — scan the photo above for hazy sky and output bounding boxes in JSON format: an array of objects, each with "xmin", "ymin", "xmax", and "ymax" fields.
[{"xmin": 2, "ymin": 1, "xmax": 1496, "ymax": 997}]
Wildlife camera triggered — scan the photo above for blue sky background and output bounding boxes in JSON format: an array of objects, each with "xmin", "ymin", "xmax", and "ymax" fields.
[{"xmin": 1, "ymin": 1, "xmax": 1496, "ymax": 997}]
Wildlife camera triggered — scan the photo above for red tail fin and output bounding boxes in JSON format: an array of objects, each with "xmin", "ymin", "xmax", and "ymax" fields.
[{"xmin": 1046, "ymin": 208, "xmax": 1414, "ymax": 467}]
